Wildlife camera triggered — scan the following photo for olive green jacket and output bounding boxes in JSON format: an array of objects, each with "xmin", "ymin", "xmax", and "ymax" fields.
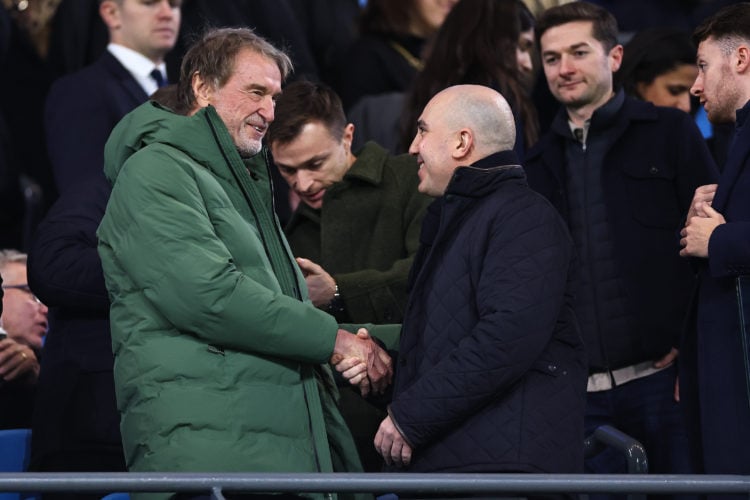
[{"xmin": 285, "ymin": 142, "xmax": 430, "ymax": 324}]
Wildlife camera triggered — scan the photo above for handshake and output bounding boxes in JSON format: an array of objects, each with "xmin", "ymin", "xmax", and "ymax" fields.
[{"xmin": 330, "ymin": 328, "xmax": 393, "ymax": 397}]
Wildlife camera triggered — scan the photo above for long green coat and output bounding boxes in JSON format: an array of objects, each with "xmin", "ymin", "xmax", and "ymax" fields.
[{"xmin": 97, "ymin": 102, "xmax": 362, "ymax": 499}]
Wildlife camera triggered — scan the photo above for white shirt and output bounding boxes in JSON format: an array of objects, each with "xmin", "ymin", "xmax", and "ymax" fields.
[{"xmin": 107, "ymin": 43, "xmax": 167, "ymax": 97}]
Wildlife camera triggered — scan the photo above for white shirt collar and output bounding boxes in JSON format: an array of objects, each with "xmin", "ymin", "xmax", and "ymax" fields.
[{"xmin": 107, "ymin": 43, "xmax": 167, "ymax": 96}]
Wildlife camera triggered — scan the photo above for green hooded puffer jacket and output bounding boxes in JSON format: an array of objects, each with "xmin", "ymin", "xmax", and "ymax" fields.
[{"xmin": 97, "ymin": 101, "xmax": 364, "ymax": 499}]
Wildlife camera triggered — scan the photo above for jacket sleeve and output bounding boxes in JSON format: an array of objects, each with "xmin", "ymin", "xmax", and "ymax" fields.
[
  {"xmin": 98, "ymin": 147, "xmax": 338, "ymax": 364},
  {"xmin": 45, "ymin": 74, "xmax": 123, "ymax": 194},
  {"xmin": 708, "ymin": 221, "xmax": 750, "ymax": 278},
  {"xmin": 335, "ymin": 186, "xmax": 430, "ymax": 323},
  {"xmin": 28, "ymin": 175, "xmax": 111, "ymax": 312},
  {"xmin": 388, "ymin": 198, "xmax": 575, "ymax": 450}
]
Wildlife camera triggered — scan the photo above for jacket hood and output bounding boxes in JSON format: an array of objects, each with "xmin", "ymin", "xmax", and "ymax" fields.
[{"xmin": 103, "ymin": 101, "xmax": 233, "ymax": 184}]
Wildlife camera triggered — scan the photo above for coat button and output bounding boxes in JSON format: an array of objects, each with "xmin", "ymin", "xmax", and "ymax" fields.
[
  {"xmin": 649, "ymin": 166, "xmax": 659, "ymax": 175},
  {"xmin": 547, "ymin": 364, "xmax": 557, "ymax": 372}
]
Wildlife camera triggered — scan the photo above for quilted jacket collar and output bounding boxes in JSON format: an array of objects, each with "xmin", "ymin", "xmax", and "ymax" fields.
[{"xmin": 446, "ymin": 150, "xmax": 525, "ymax": 198}]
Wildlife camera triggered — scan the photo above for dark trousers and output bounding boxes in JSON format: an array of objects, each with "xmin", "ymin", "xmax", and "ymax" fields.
[{"xmin": 584, "ymin": 364, "xmax": 696, "ymax": 500}]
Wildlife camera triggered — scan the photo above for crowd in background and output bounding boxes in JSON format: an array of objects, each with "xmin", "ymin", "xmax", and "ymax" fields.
[{"xmin": 0, "ymin": 0, "xmax": 739, "ymax": 248}]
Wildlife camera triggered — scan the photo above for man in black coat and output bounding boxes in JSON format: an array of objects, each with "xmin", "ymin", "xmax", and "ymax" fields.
[
  {"xmin": 27, "ymin": 176, "xmax": 125, "ymax": 496},
  {"xmin": 680, "ymin": 2, "xmax": 750, "ymax": 488},
  {"xmin": 525, "ymin": 1, "xmax": 718, "ymax": 484},
  {"xmin": 45, "ymin": 0, "xmax": 180, "ymax": 194},
  {"xmin": 360, "ymin": 84, "xmax": 586, "ymax": 475}
]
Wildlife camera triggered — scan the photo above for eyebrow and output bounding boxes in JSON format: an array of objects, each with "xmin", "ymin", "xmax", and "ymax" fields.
[
  {"xmin": 244, "ymin": 82, "xmax": 281, "ymax": 97},
  {"xmin": 275, "ymin": 153, "xmax": 329, "ymax": 171},
  {"xmin": 542, "ymin": 42, "xmax": 592, "ymax": 56},
  {"xmin": 416, "ymin": 119, "xmax": 427, "ymax": 130}
]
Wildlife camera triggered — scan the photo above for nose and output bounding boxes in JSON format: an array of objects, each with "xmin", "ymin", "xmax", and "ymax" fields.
[
  {"xmin": 408, "ymin": 133, "xmax": 420, "ymax": 156},
  {"xmin": 559, "ymin": 54, "xmax": 575, "ymax": 76},
  {"xmin": 258, "ymin": 95, "xmax": 275, "ymax": 123},
  {"xmin": 37, "ymin": 300, "xmax": 48, "ymax": 316},
  {"xmin": 157, "ymin": 0, "xmax": 175, "ymax": 16},
  {"xmin": 518, "ymin": 52, "xmax": 533, "ymax": 74},
  {"xmin": 296, "ymin": 171, "xmax": 314, "ymax": 193},
  {"xmin": 690, "ymin": 74, "xmax": 703, "ymax": 97}
]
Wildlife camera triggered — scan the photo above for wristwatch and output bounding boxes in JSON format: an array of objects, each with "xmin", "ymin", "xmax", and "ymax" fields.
[{"xmin": 326, "ymin": 283, "xmax": 346, "ymax": 316}]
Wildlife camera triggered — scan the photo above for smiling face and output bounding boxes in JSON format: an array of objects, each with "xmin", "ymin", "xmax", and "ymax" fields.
[
  {"xmin": 691, "ymin": 37, "xmax": 743, "ymax": 124},
  {"xmin": 270, "ymin": 122, "xmax": 355, "ymax": 209},
  {"xmin": 1, "ymin": 262, "xmax": 47, "ymax": 350},
  {"xmin": 540, "ymin": 21, "xmax": 622, "ymax": 118},
  {"xmin": 408, "ymin": 93, "xmax": 459, "ymax": 197},
  {"xmin": 203, "ymin": 49, "xmax": 282, "ymax": 157},
  {"xmin": 100, "ymin": 0, "xmax": 180, "ymax": 63}
]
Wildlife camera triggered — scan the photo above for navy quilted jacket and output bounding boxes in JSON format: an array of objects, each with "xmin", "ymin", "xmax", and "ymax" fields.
[{"xmin": 389, "ymin": 150, "xmax": 587, "ymax": 473}]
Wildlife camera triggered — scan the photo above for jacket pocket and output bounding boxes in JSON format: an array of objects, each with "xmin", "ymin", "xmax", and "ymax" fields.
[{"xmin": 621, "ymin": 162, "xmax": 681, "ymax": 228}]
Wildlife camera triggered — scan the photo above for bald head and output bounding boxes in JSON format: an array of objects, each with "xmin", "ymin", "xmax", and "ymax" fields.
[
  {"xmin": 408, "ymin": 85, "xmax": 518, "ymax": 197},
  {"xmin": 433, "ymin": 85, "xmax": 516, "ymax": 159}
]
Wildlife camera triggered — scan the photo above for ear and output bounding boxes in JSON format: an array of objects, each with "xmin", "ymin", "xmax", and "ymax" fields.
[
  {"xmin": 736, "ymin": 44, "xmax": 750, "ymax": 75},
  {"xmin": 99, "ymin": 0, "xmax": 121, "ymax": 32},
  {"xmin": 342, "ymin": 123, "xmax": 355, "ymax": 149},
  {"xmin": 608, "ymin": 44, "xmax": 624, "ymax": 73},
  {"xmin": 451, "ymin": 129, "xmax": 473, "ymax": 161},
  {"xmin": 191, "ymin": 72, "xmax": 214, "ymax": 109}
]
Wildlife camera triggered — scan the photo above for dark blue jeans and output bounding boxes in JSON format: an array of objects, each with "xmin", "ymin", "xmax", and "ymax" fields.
[{"xmin": 584, "ymin": 364, "xmax": 696, "ymax": 500}]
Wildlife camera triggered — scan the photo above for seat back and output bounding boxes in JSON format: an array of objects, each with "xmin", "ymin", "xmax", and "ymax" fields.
[{"xmin": 0, "ymin": 428, "xmax": 35, "ymax": 500}]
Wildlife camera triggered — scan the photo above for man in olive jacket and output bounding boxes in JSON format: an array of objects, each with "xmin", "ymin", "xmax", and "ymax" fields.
[
  {"xmin": 97, "ymin": 28, "xmax": 391, "ymax": 499},
  {"xmin": 268, "ymin": 80, "xmax": 430, "ymax": 326},
  {"xmin": 268, "ymin": 80, "xmax": 429, "ymax": 472}
]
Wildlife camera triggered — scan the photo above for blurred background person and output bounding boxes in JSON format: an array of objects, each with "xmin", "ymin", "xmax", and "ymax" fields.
[
  {"xmin": 289, "ymin": 0, "xmax": 363, "ymax": 88},
  {"xmin": 350, "ymin": 0, "xmax": 539, "ymax": 157},
  {"xmin": 617, "ymin": 28, "xmax": 697, "ymax": 114},
  {"xmin": 399, "ymin": 0, "xmax": 539, "ymax": 157},
  {"xmin": 336, "ymin": 0, "xmax": 458, "ymax": 111},
  {"xmin": 0, "ymin": 249, "xmax": 46, "ymax": 430},
  {"xmin": 0, "ymin": 6, "xmax": 25, "ymax": 251},
  {"xmin": 616, "ymin": 26, "xmax": 732, "ymax": 168},
  {"xmin": 0, "ymin": 0, "xmax": 66, "ymax": 242},
  {"xmin": 45, "ymin": 0, "xmax": 181, "ymax": 195}
]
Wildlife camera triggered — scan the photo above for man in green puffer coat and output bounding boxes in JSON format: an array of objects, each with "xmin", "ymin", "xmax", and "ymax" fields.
[{"xmin": 96, "ymin": 28, "xmax": 392, "ymax": 500}]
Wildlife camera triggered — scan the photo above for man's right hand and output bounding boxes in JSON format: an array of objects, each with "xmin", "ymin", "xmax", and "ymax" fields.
[{"xmin": 331, "ymin": 328, "xmax": 393, "ymax": 394}]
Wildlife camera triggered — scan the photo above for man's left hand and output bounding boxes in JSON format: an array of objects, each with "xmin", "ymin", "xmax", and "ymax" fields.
[
  {"xmin": 680, "ymin": 203, "xmax": 725, "ymax": 258},
  {"xmin": 374, "ymin": 415, "xmax": 412, "ymax": 467}
]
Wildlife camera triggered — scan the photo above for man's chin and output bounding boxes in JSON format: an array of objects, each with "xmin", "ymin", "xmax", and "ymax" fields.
[
  {"xmin": 236, "ymin": 141, "xmax": 262, "ymax": 158},
  {"xmin": 301, "ymin": 198, "xmax": 323, "ymax": 210}
]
